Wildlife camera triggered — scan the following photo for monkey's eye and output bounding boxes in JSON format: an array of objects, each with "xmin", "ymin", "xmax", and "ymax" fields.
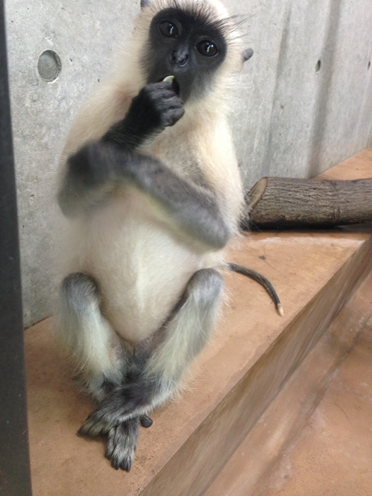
[
  {"xmin": 196, "ymin": 40, "xmax": 218, "ymax": 57},
  {"xmin": 159, "ymin": 21, "xmax": 179, "ymax": 38}
]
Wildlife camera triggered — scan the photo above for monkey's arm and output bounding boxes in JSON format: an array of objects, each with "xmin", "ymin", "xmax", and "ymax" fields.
[
  {"xmin": 101, "ymin": 82, "xmax": 184, "ymax": 151},
  {"xmin": 58, "ymin": 142, "xmax": 231, "ymax": 249}
]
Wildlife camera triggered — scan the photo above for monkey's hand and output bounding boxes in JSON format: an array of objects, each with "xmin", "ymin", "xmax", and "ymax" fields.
[
  {"xmin": 102, "ymin": 82, "xmax": 184, "ymax": 149},
  {"xmin": 130, "ymin": 82, "xmax": 185, "ymax": 130}
]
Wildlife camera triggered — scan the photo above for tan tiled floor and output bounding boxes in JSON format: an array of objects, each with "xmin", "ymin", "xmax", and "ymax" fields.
[{"xmin": 263, "ymin": 316, "xmax": 372, "ymax": 496}]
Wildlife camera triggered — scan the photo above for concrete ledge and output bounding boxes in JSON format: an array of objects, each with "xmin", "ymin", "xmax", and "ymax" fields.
[
  {"xmin": 25, "ymin": 149, "xmax": 372, "ymax": 495},
  {"xmin": 205, "ymin": 266, "xmax": 372, "ymax": 496},
  {"xmin": 262, "ymin": 311, "xmax": 372, "ymax": 496},
  {"xmin": 143, "ymin": 234, "xmax": 372, "ymax": 496}
]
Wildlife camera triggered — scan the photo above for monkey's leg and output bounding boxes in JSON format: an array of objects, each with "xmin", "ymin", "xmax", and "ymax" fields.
[
  {"xmin": 78, "ymin": 268, "xmax": 224, "ymax": 437},
  {"xmin": 55, "ymin": 272, "xmax": 127, "ymax": 401},
  {"xmin": 94, "ymin": 348, "xmax": 154, "ymax": 472}
]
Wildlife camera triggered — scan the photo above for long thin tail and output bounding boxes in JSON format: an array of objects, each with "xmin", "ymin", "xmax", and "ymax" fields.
[{"xmin": 226, "ymin": 262, "xmax": 283, "ymax": 316}]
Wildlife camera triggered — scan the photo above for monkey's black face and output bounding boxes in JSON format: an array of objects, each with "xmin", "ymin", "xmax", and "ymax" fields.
[{"xmin": 142, "ymin": 8, "xmax": 228, "ymax": 102}]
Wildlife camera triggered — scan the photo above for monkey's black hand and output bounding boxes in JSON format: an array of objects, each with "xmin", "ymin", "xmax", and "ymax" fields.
[
  {"xmin": 102, "ymin": 82, "xmax": 184, "ymax": 150},
  {"xmin": 128, "ymin": 82, "xmax": 184, "ymax": 133}
]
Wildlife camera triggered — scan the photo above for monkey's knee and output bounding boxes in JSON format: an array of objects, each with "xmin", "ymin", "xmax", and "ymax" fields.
[
  {"xmin": 61, "ymin": 272, "xmax": 100, "ymax": 314},
  {"xmin": 185, "ymin": 268, "xmax": 224, "ymax": 308}
]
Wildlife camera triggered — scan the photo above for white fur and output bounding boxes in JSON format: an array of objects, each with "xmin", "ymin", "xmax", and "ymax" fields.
[{"xmin": 55, "ymin": 0, "xmax": 245, "ymax": 384}]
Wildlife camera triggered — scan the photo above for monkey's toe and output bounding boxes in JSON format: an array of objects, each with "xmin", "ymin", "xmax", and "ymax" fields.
[
  {"xmin": 140, "ymin": 414, "xmax": 153, "ymax": 428},
  {"xmin": 77, "ymin": 415, "xmax": 111, "ymax": 437}
]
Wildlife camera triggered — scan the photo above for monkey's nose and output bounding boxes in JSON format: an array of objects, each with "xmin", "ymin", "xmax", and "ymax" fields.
[{"xmin": 170, "ymin": 50, "xmax": 189, "ymax": 67}]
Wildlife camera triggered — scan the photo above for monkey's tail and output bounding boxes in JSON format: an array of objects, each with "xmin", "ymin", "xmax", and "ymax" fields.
[{"xmin": 225, "ymin": 262, "xmax": 284, "ymax": 317}]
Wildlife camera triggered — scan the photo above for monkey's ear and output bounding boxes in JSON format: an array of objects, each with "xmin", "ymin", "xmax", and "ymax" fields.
[
  {"xmin": 242, "ymin": 48, "xmax": 254, "ymax": 63},
  {"xmin": 140, "ymin": 0, "xmax": 151, "ymax": 8}
]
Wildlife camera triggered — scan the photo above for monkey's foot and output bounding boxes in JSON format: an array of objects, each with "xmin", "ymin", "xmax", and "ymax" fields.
[
  {"xmin": 105, "ymin": 419, "xmax": 139, "ymax": 471},
  {"xmin": 78, "ymin": 381, "xmax": 157, "ymax": 436}
]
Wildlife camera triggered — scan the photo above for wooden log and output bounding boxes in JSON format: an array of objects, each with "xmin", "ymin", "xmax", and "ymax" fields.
[{"xmin": 243, "ymin": 177, "xmax": 372, "ymax": 229}]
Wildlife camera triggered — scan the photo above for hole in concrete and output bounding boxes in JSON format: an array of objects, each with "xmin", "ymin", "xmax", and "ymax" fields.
[
  {"xmin": 315, "ymin": 60, "xmax": 321, "ymax": 72},
  {"xmin": 368, "ymin": 61, "xmax": 371, "ymax": 70},
  {"xmin": 38, "ymin": 50, "xmax": 62, "ymax": 82}
]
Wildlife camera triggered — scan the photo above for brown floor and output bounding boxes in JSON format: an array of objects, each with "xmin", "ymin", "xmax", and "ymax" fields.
[
  {"xmin": 263, "ymin": 316, "xmax": 372, "ymax": 496},
  {"xmin": 25, "ymin": 148, "xmax": 372, "ymax": 495}
]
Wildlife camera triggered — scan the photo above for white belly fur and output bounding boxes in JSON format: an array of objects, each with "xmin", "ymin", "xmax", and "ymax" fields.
[{"xmin": 63, "ymin": 188, "xmax": 223, "ymax": 343}]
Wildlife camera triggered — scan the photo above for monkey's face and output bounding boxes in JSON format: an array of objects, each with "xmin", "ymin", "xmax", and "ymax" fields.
[{"xmin": 142, "ymin": 7, "xmax": 227, "ymax": 103}]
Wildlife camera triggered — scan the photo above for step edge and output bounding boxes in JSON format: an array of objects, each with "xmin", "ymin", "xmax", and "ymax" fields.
[{"xmin": 139, "ymin": 235, "xmax": 372, "ymax": 496}]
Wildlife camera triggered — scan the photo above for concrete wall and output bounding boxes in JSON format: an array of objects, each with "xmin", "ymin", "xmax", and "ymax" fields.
[{"xmin": 5, "ymin": 0, "xmax": 372, "ymax": 327}]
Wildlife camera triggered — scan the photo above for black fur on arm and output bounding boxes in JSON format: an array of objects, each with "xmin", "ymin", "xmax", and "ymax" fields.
[
  {"xmin": 58, "ymin": 82, "xmax": 184, "ymax": 217},
  {"xmin": 101, "ymin": 82, "xmax": 184, "ymax": 151},
  {"xmin": 59, "ymin": 141, "xmax": 231, "ymax": 248}
]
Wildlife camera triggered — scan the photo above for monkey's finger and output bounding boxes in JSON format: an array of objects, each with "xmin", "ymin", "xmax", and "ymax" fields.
[
  {"xmin": 157, "ymin": 90, "xmax": 182, "ymax": 105},
  {"xmin": 152, "ymin": 81, "xmax": 180, "ymax": 97},
  {"xmin": 148, "ymin": 81, "xmax": 174, "ymax": 93},
  {"xmin": 140, "ymin": 415, "xmax": 153, "ymax": 428},
  {"xmin": 162, "ymin": 108, "xmax": 185, "ymax": 127}
]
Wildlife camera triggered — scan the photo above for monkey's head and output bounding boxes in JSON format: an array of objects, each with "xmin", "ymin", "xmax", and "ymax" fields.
[{"xmin": 138, "ymin": 0, "xmax": 253, "ymax": 104}]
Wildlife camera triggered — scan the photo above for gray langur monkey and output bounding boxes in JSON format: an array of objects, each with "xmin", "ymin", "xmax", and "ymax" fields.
[{"xmin": 55, "ymin": 0, "xmax": 280, "ymax": 471}]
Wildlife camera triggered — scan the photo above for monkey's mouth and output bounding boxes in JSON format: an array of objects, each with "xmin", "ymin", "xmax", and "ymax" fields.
[{"xmin": 161, "ymin": 75, "xmax": 180, "ymax": 95}]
